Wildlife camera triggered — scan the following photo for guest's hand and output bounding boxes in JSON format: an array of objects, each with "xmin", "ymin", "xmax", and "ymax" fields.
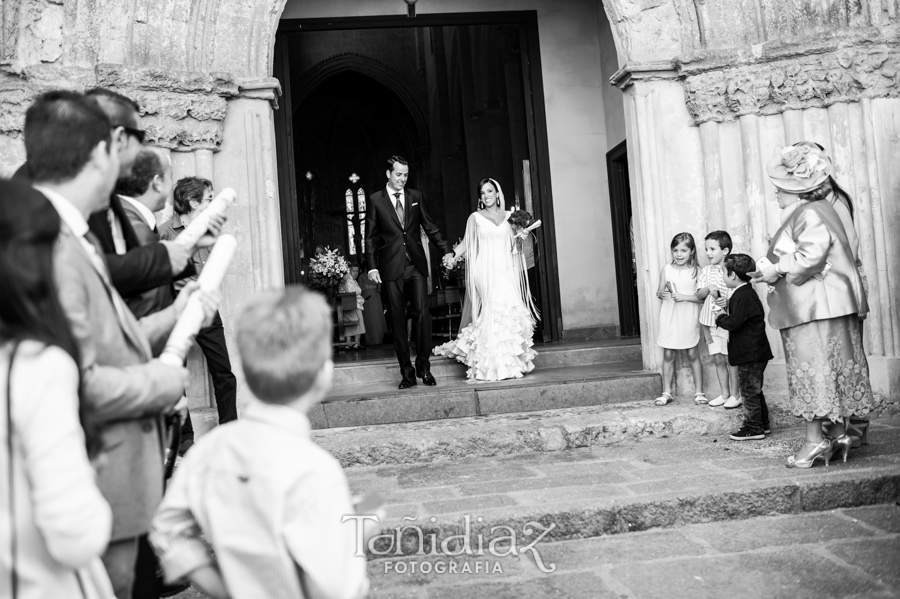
[
  {"xmin": 161, "ymin": 240, "xmax": 191, "ymax": 275},
  {"xmin": 173, "ymin": 281, "xmax": 200, "ymax": 316},
  {"xmin": 171, "ymin": 395, "xmax": 189, "ymax": 419},
  {"xmin": 196, "ymin": 214, "xmax": 227, "ymax": 248},
  {"xmin": 751, "ymin": 264, "xmax": 780, "ymax": 285},
  {"xmin": 656, "ymin": 290, "xmax": 671, "ymax": 300},
  {"xmin": 369, "ymin": 269, "xmax": 382, "ymax": 284},
  {"xmin": 198, "ymin": 289, "xmax": 221, "ymax": 326},
  {"xmin": 172, "ymin": 283, "xmax": 220, "ymax": 323},
  {"xmin": 715, "ymin": 295, "xmax": 727, "ymax": 309}
]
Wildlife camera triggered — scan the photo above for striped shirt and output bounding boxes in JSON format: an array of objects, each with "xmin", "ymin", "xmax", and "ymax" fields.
[{"xmin": 697, "ymin": 264, "xmax": 728, "ymax": 327}]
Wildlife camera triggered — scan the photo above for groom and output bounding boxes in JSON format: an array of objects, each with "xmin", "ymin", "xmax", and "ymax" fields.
[{"xmin": 366, "ymin": 155, "xmax": 453, "ymax": 389}]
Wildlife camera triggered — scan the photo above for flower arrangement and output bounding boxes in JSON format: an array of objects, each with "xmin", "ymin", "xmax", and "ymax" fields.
[
  {"xmin": 441, "ymin": 238, "xmax": 466, "ymax": 279},
  {"xmin": 308, "ymin": 247, "xmax": 349, "ymax": 290},
  {"xmin": 780, "ymin": 145, "xmax": 828, "ymax": 180}
]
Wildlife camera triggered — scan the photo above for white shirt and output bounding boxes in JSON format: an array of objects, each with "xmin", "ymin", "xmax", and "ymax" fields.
[
  {"xmin": 120, "ymin": 195, "xmax": 157, "ymax": 231},
  {"xmin": 151, "ymin": 401, "xmax": 369, "ymax": 599},
  {"xmin": 107, "ymin": 208, "xmax": 127, "ymax": 255},
  {"xmin": 0, "ymin": 341, "xmax": 114, "ymax": 599}
]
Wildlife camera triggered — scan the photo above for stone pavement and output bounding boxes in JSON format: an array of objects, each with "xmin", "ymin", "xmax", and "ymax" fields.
[{"xmin": 366, "ymin": 504, "xmax": 900, "ymax": 598}]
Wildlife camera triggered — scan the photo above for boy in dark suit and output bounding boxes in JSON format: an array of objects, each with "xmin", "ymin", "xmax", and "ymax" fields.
[{"xmin": 715, "ymin": 253, "xmax": 775, "ymax": 440}]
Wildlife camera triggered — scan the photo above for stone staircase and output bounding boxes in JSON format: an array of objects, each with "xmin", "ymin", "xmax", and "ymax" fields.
[{"xmin": 302, "ymin": 339, "xmax": 900, "ymax": 584}]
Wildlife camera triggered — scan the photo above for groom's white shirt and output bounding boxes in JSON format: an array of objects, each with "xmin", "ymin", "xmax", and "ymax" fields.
[{"xmin": 369, "ymin": 184, "xmax": 407, "ymax": 277}]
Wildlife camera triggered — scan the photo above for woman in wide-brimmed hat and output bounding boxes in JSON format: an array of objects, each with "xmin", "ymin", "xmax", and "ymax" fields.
[{"xmin": 752, "ymin": 141, "xmax": 875, "ymax": 468}]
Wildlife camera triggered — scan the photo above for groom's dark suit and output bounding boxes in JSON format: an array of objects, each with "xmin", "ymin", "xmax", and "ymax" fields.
[{"xmin": 365, "ymin": 187, "xmax": 450, "ymax": 378}]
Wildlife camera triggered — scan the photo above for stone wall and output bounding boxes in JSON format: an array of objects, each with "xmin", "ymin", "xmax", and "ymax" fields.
[
  {"xmin": 609, "ymin": 0, "xmax": 900, "ymax": 408},
  {"xmin": 1, "ymin": 0, "xmax": 898, "ymax": 416}
]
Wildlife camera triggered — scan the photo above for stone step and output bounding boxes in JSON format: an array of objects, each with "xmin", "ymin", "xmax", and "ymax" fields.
[
  {"xmin": 313, "ymin": 400, "xmax": 798, "ymax": 468},
  {"xmin": 332, "ymin": 339, "xmax": 642, "ymax": 386},
  {"xmin": 345, "ymin": 422, "xmax": 900, "ymax": 558},
  {"xmin": 312, "ymin": 360, "xmax": 660, "ymax": 429}
]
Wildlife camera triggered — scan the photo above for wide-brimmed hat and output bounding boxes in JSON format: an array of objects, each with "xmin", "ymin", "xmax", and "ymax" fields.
[{"xmin": 766, "ymin": 141, "xmax": 833, "ymax": 194}]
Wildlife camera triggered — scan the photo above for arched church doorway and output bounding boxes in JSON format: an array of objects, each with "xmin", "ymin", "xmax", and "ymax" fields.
[
  {"xmin": 273, "ymin": 12, "xmax": 566, "ymax": 353},
  {"xmin": 292, "ymin": 71, "xmax": 422, "ymax": 266}
]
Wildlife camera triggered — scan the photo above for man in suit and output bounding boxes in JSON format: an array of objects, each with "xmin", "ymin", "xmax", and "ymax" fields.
[
  {"xmin": 84, "ymin": 87, "xmax": 194, "ymax": 299},
  {"xmin": 23, "ymin": 90, "xmax": 215, "ymax": 599},
  {"xmin": 365, "ymin": 155, "xmax": 453, "ymax": 389},
  {"xmin": 116, "ymin": 147, "xmax": 176, "ymax": 319}
]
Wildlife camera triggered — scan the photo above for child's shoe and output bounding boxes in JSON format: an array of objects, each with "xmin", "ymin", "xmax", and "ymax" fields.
[
  {"xmin": 654, "ymin": 392, "xmax": 674, "ymax": 406},
  {"xmin": 723, "ymin": 396, "xmax": 742, "ymax": 409},
  {"xmin": 708, "ymin": 395, "xmax": 725, "ymax": 407},
  {"xmin": 693, "ymin": 392, "xmax": 708, "ymax": 405},
  {"xmin": 729, "ymin": 425, "xmax": 765, "ymax": 441}
]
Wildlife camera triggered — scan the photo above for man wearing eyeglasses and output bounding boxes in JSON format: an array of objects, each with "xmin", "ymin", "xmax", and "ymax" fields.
[{"xmin": 84, "ymin": 88, "xmax": 197, "ymax": 299}]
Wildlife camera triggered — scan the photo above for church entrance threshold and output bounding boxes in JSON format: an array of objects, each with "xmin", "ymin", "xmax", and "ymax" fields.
[
  {"xmin": 316, "ymin": 338, "xmax": 652, "ymax": 429},
  {"xmin": 273, "ymin": 12, "xmax": 563, "ymax": 359}
]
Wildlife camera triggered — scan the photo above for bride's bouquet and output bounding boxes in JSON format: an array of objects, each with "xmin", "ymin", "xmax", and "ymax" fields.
[
  {"xmin": 308, "ymin": 247, "xmax": 349, "ymax": 290},
  {"xmin": 442, "ymin": 238, "xmax": 465, "ymax": 279},
  {"xmin": 507, "ymin": 209, "xmax": 541, "ymax": 254}
]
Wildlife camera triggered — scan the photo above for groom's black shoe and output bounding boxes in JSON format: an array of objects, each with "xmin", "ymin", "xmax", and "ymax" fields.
[
  {"xmin": 399, "ymin": 368, "xmax": 417, "ymax": 390},
  {"xmin": 418, "ymin": 370, "xmax": 437, "ymax": 386}
]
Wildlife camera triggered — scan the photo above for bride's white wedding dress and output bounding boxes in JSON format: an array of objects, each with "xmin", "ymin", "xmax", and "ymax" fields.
[{"xmin": 434, "ymin": 210, "xmax": 538, "ymax": 381}]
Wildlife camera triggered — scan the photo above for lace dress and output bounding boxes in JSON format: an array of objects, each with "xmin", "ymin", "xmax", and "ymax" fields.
[{"xmin": 434, "ymin": 211, "xmax": 538, "ymax": 380}]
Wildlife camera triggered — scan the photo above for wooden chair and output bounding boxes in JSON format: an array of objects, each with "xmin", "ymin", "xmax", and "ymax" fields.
[
  {"xmin": 431, "ymin": 285, "xmax": 464, "ymax": 340},
  {"xmin": 331, "ymin": 291, "xmax": 359, "ymax": 348}
]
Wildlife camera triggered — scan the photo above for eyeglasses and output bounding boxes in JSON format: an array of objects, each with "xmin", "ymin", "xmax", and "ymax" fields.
[{"xmin": 114, "ymin": 125, "xmax": 147, "ymax": 144}]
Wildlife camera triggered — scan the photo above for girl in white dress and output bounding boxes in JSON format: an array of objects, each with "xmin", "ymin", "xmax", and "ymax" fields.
[
  {"xmin": 434, "ymin": 178, "xmax": 539, "ymax": 381},
  {"xmin": 654, "ymin": 232, "xmax": 704, "ymax": 405}
]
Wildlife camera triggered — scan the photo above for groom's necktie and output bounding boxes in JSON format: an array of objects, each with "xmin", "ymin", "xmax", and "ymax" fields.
[{"xmin": 393, "ymin": 192, "xmax": 404, "ymax": 226}]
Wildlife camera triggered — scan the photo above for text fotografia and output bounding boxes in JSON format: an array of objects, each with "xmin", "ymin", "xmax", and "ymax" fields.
[
  {"xmin": 384, "ymin": 559, "xmax": 504, "ymax": 575},
  {"xmin": 342, "ymin": 514, "xmax": 557, "ymax": 574}
]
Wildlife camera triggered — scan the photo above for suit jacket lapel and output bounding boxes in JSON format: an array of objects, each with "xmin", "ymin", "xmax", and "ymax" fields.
[{"xmin": 64, "ymin": 226, "xmax": 151, "ymax": 360}]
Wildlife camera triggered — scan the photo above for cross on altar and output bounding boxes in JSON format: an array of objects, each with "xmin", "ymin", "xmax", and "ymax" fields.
[{"xmin": 349, "ymin": 172, "xmax": 360, "ymax": 183}]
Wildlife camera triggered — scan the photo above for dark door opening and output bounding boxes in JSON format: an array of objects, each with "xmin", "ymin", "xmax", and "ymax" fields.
[
  {"xmin": 606, "ymin": 140, "xmax": 639, "ymax": 337},
  {"xmin": 273, "ymin": 11, "xmax": 562, "ymax": 347}
]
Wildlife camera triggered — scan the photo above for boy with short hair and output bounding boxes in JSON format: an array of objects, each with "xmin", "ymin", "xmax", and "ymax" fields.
[
  {"xmin": 151, "ymin": 287, "xmax": 374, "ymax": 599},
  {"xmin": 694, "ymin": 230, "xmax": 741, "ymax": 408},
  {"xmin": 715, "ymin": 254, "xmax": 774, "ymax": 441}
]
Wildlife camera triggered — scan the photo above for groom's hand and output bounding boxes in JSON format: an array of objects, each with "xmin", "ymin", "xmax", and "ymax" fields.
[{"xmin": 368, "ymin": 269, "xmax": 382, "ymax": 284}]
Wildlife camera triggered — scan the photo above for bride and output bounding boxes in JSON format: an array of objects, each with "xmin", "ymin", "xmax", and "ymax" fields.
[{"xmin": 433, "ymin": 177, "xmax": 539, "ymax": 381}]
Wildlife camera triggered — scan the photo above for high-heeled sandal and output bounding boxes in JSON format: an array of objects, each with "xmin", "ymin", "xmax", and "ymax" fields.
[
  {"xmin": 785, "ymin": 439, "xmax": 833, "ymax": 469},
  {"xmin": 831, "ymin": 434, "xmax": 853, "ymax": 463},
  {"xmin": 847, "ymin": 418, "xmax": 869, "ymax": 448}
]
